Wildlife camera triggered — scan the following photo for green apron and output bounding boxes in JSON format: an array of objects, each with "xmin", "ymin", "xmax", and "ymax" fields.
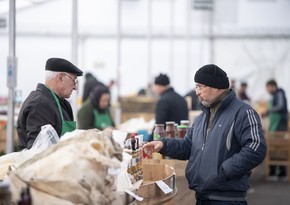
[
  {"xmin": 268, "ymin": 101, "xmax": 281, "ymax": 133},
  {"xmin": 93, "ymin": 109, "xmax": 113, "ymax": 130},
  {"xmin": 47, "ymin": 87, "xmax": 76, "ymax": 136}
]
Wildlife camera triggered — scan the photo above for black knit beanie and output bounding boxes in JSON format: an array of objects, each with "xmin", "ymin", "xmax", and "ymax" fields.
[
  {"xmin": 194, "ymin": 64, "xmax": 229, "ymax": 89},
  {"xmin": 154, "ymin": 73, "xmax": 170, "ymax": 86}
]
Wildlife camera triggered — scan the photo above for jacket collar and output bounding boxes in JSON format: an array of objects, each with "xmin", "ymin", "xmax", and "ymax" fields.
[
  {"xmin": 160, "ymin": 87, "xmax": 174, "ymax": 96},
  {"xmin": 200, "ymin": 89, "xmax": 236, "ymax": 113}
]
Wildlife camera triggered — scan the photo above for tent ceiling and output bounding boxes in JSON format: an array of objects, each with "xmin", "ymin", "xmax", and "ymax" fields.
[{"xmin": 0, "ymin": 0, "xmax": 50, "ymax": 15}]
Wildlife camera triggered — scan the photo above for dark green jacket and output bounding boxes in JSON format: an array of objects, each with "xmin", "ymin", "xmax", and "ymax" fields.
[{"xmin": 77, "ymin": 100, "xmax": 114, "ymax": 130}]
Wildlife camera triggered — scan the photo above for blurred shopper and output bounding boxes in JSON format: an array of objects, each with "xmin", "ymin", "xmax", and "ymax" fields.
[
  {"xmin": 17, "ymin": 58, "xmax": 83, "ymax": 150},
  {"xmin": 261, "ymin": 79, "xmax": 288, "ymax": 180},
  {"xmin": 150, "ymin": 73, "xmax": 188, "ymax": 140},
  {"xmin": 144, "ymin": 64, "xmax": 266, "ymax": 205},
  {"xmin": 185, "ymin": 88, "xmax": 200, "ymax": 110},
  {"xmin": 137, "ymin": 83, "xmax": 155, "ymax": 97},
  {"xmin": 77, "ymin": 86, "xmax": 114, "ymax": 130},
  {"xmin": 237, "ymin": 82, "xmax": 251, "ymax": 104},
  {"xmin": 82, "ymin": 72, "xmax": 106, "ymax": 102},
  {"xmin": 230, "ymin": 78, "xmax": 237, "ymax": 91}
]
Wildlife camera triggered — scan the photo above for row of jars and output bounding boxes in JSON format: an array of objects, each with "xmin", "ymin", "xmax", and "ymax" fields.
[
  {"xmin": 152, "ymin": 120, "xmax": 190, "ymax": 160},
  {"xmin": 153, "ymin": 120, "xmax": 190, "ymax": 140}
]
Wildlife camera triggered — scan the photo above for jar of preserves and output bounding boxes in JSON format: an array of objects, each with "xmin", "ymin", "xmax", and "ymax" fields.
[
  {"xmin": 165, "ymin": 121, "xmax": 175, "ymax": 138},
  {"xmin": 180, "ymin": 120, "xmax": 190, "ymax": 128},
  {"xmin": 153, "ymin": 124, "xmax": 165, "ymax": 159},
  {"xmin": 177, "ymin": 125, "xmax": 188, "ymax": 138},
  {"xmin": 153, "ymin": 124, "xmax": 165, "ymax": 140}
]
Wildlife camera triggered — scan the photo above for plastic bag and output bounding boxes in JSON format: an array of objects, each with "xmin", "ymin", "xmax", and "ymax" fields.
[
  {"xmin": 0, "ymin": 124, "xmax": 59, "ymax": 180},
  {"xmin": 29, "ymin": 124, "xmax": 59, "ymax": 153}
]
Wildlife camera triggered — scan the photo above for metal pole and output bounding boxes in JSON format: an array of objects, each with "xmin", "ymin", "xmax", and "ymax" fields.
[
  {"xmin": 114, "ymin": 0, "xmax": 122, "ymax": 126},
  {"xmin": 209, "ymin": 1, "xmax": 214, "ymax": 63},
  {"xmin": 6, "ymin": 0, "xmax": 17, "ymax": 153},
  {"xmin": 186, "ymin": 0, "xmax": 192, "ymax": 87},
  {"xmin": 169, "ymin": 0, "xmax": 175, "ymax": 76},
  {"xmin": 117, "ymin": 0, "xmax": 121, "ymax": 100},
  {"xmin": 71, "ymin": 0, "xmax": 78, "ymax": 117},
  {"xmin": 72, "ymin": 0, "xmax": 78, "ymax": 65},
  {"xmin": 147, "ymin": 0, "xmax": 152, "ymax": 82}
]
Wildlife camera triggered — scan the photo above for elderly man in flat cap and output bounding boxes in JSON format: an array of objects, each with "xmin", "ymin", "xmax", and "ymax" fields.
[
  {"xmin": 17, "ymin": 58, "xmax": 83, "ymax": 150},
  {"xmin": 144, "ymin": 64, "xmax": 266, "ymax": 205}
]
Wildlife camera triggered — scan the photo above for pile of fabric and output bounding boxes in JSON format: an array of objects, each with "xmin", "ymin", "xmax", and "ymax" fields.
[{"xmin": 7, "ymin": 129, "xmax": 123, "ymax": 205}]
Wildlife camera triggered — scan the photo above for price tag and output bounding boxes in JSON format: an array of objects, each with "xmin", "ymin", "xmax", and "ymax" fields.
[
  {"xmin": 155, "ymin": 180, "xmax": 173, "ymax": 194},
  {"xmin": 125, "ymin": 190, "xmax": 144, "ymax": 201}
]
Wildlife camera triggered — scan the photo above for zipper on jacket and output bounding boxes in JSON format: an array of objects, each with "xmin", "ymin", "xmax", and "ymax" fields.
[{"xmin": 201, "ymin": 143, "xmax": 205, "ymax": 151}]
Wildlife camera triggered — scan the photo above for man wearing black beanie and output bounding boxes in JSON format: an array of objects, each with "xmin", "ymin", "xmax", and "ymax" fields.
[
  {"xmin": 150, "ymin": 73, "xmax": 189, "ymax": 141},
  {"xmin": 144, "ymin": 64, "xmax": 266, "ymax": 205}
]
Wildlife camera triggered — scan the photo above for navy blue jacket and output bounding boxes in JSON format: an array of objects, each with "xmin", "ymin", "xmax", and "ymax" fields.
[{"xmin": 160, "ymin": 90, "xmax": 266, "ymax": 201}]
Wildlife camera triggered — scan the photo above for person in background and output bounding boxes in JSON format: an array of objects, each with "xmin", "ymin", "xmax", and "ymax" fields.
[
  {"xmin": 137, "ymin": 83, "xmax": 155, "ymax": 97},
  {"xmin": 144, "ymin": 64, "xmax": 266, "ymax": 205},
  {"xmin": 185, "ymin": 88, "xmax": 200, "ymax": 110},
  {"xmin": 77, "ymin": 86, "xmax": 114, "ymax": 130},
  {"xmin": 237, "ymin": 82, "xmax": 251, "ymax": 104},
  {"xmin": 230, "ymin": 78, "xmax": 236, "ymax": 91},
  {"xmin": 150, "ymin": 73, "xmax": 188, "ymax": 140},
  {"xmin": 261, "ymin": 79, "xmax": 288, "ymax": 180},
  {"xmin": 17, "ymin": 58, "xmax": 83, "ymax": 150},
  {"xmin": 82, "ymin": 72, "xmax": 106, "ymax": 102}
]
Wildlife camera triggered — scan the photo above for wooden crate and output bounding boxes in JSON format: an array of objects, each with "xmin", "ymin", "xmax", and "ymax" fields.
[
  {"xmin": 0, "ymin": 128, "xmax": 18, "ymax": 153},
  {"xmin": 120, "ymin": 96, "xmax": 156, "ymax": 113},
  {"xmin": 121, "ymin": 112, "xmax": 154, "ymax": 123}
]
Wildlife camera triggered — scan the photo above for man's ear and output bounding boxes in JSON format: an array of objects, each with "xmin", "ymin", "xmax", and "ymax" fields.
[{"xmin": 57, "ymin": 73, "xmax": 64, "ymax": 83}]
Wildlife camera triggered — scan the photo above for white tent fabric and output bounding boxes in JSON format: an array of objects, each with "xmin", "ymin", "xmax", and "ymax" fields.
[{"xmin": 0, "ymin": 0, "xmax": 290, "ymax": 108}]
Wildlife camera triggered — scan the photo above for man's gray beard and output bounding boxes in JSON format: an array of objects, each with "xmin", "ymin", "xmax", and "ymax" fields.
[
  {"xmin": 201, "ymin": 100, "xmax": 211, "ymax": 107},
  {"xmin": 201, "ymin": 98, "xmax": 217, "ymax": 107}
]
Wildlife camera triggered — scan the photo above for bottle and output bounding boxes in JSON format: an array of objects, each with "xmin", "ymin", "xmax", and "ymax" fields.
[
  {"xmin": 0, "ymin": 182, "xmax": 11, "ymax": 205},
  {"xmin": 153, "ymin": 124, "xmax": 165, "ymax": 140},
  {"xmin": 177, "ymin": 125, "xmax": 188, "ymax": 138},
  {"xmin": 18, "ymin": 186, "xmax": 32, "ymax": 205},
  {"xmin": 165, "ymin": 121, "xmax": 176, "ymax": 138},
  {"xmin": 180, "ymin": 120, "xmax": 190, "ymax": 128},
  {"xmin": 174, "ymin": 123, "xmax": 178, "ymax": 137},
  {"xmin": 153, "ymin": 124, "xmax": 165, "ymax": 159},
  {"xmin": 130, "ymin": 133, "xmax": 137, "ymax": 183}
]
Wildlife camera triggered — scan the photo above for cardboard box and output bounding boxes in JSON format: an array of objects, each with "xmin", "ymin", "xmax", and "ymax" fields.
[
  {"xmin": 131, "ymin": 163, "xmax": 177, "ymax": 205},
  {"xmin": 142, "ymin": 159, "xmax": 188, "ymax": 177}
]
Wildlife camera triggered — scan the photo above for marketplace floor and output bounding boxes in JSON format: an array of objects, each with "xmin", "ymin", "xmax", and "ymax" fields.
[{"xmin": 173, "ymin": 163, "xmax": 290, "ymax": 205}]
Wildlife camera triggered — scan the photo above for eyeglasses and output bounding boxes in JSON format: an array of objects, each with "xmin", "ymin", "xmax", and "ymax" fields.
[
  {"xmin": 195, "ymin": 84, "xmax": 207, "ymax": 92},
  {"xmin": 63, "ymin": 73, "xmax": 78, "ymax": 85}
]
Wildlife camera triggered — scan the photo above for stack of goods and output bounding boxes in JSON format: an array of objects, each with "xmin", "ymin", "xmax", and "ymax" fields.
[
  {"xmin": 6, "ymin": 129, "xmax": 123, "ymax": 205},
  {"xmin": 124, "ymin": 133, "xmax": 144, "ymax": 184}
]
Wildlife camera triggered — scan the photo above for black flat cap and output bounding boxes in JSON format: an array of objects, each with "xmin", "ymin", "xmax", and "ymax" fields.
[{"xmin": 45, "ymin": 58, "xmax": 83, "ymax": 76}]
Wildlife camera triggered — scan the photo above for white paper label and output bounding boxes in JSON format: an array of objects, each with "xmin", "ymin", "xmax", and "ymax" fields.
[
  {"xmin": 125, "ymin": 190, "xmax": 144, "ymax": 201},
  {"xmin": 155, "ymin": 180, "xmax": 173, "ymax": 194}
]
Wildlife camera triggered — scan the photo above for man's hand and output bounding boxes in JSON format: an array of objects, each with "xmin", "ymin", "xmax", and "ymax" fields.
[{"xmin": 143, "ymin": 141, "xmax": 164, "ymax": 156}]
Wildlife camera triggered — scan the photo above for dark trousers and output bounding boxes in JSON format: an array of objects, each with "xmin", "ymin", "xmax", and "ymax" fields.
[
  {"xmin": 196, "ymin": 200, "xmax": 248, "ymax": 205},
  {"xmin": 270, "ymin": 165, "xmax": 287, "ymax": 176}
]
